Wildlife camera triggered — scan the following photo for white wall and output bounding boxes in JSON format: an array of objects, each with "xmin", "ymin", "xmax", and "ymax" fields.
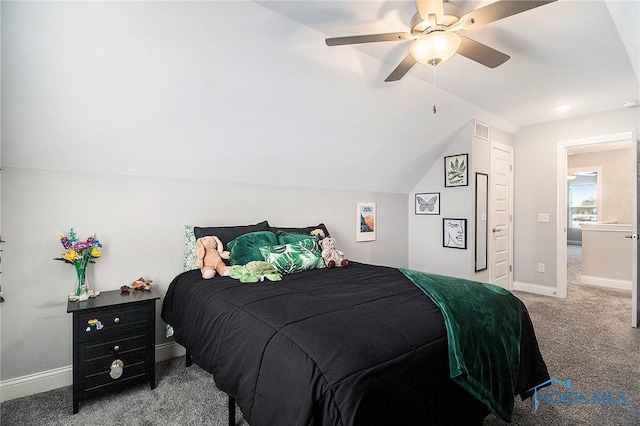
[
  {"xmin": 407, "ymin": 121, "xmax": 514, "ymax": 281},
  {"xmin": 0, "ymin": 167, "xmax": 407, "ymax": 385},
  {"xmin": 408, "ymin": 123, "xmax": 473, "ymax": 278},
  {"xmin": 513, "ymin": 108, "xmax": 640, "ymax": 289}
]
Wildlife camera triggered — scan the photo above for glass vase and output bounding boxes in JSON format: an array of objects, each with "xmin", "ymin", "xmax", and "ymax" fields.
[{"xmin": 75, "ymin": 267, "xmax": 89, "ymax": 301}]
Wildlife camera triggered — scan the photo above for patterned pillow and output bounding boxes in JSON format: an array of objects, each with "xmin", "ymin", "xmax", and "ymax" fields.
[
  {"xmin": 183, "ymin": 225, "xmax": 197, "ymax": 271},
  {"xmin": 259, "ymin": 239, "xmax": 325, "ymax": 275},
  {"xmin": 228, "ymin": 231, "xmax": 278, "ymax": 266}
]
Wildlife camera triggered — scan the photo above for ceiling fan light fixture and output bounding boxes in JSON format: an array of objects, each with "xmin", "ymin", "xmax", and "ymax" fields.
[{"xmin": 409, "ymin": 31, "xmax": 462, "ymax": 66}]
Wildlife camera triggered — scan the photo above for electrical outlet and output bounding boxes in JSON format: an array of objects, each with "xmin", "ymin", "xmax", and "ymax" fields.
[{"xmin": 537, "ymin": 263, "xmax": 545, "ymax": 273}]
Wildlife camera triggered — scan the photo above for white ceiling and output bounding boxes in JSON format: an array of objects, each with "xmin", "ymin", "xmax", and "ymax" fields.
[{"xmin": 258, "ymin": 0, "xmax": 640, "ymax": 128}]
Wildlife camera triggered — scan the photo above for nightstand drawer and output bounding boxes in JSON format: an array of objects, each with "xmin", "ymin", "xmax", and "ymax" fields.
[
  {"xmin": 78, "ymin": 305, "xmax": 150, "ymax": 342},
  {"xmin": 82, "ymin": 350, "xmax": 149, "ymax": 379},
  {"xmin": 81, "ymin": 333, "xmax": 148, "ymax": 361},
  {"xmin": 82, "ymin": 357, "xmax": 148, "ymax": 394}
]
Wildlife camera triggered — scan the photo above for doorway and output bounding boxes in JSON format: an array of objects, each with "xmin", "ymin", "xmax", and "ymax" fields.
[{"xmin": 556, "ymin": 132, "xmax": 633, "ymax": 300}]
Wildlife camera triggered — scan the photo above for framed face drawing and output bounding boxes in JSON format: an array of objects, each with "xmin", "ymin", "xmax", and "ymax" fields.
[{"xmin": 443, "ymin": 218, "xmax": 467, "ymax": 249}]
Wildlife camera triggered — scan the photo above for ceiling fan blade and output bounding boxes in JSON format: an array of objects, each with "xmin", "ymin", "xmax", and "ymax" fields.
[
  {"xmin": 457, "ymin": 36, "xmax": 510, "ymax": 68},
  {"xmin": 326, "ymin": 32, "xmax": 414, "ymax": 46},
  {"xmin": 385, "ymin": 54, "xmax": 417, "ymax": 82},
  {"xmin": 416, "ymin": 0, "xmax": 444, "ymax": 22},
  {"xmin": 460, "ymin": 0, "xmax": 556, "ymax": 29}
]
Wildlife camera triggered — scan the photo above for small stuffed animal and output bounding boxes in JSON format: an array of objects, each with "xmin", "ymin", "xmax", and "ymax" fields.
[
  {"xmin": 228, "ymin": 261, "xmax": 282, "ymax": 283},
  {"xmin": 310, "ymin": 229, "xmax": 326, "ymax": 240},
  {"xmin": 195, "ymin": 236, "xmax": 230, "ymax": 279},
  {"xmin": 319, "ymin": 237, "xmax": 348, "ymax": 268}
]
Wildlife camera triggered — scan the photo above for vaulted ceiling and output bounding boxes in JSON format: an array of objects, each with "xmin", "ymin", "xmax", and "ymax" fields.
[{"xmin": 258, "ymin": 0, "xmax": 639, "ymax": 127}]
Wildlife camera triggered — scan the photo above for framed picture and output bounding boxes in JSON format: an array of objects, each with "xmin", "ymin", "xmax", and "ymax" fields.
[
  {"xmin": 415, "ymin": 192, "xmax": 440, "ymax": 215},
  {"xmin": 443, "ymin": 218, "xmax": 467, "ymax": 249},
  {"xmin": 356, "ymin": 202, "xmax": 376, "ymax": 242},
  {"xmin": 444, "ymin": 153, "xmax": 468, "ymax": 187}
]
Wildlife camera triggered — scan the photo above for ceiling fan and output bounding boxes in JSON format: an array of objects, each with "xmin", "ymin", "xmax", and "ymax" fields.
[{"xmin": 325, "ymin": 0, "xmax": 557, "ymax": 82}]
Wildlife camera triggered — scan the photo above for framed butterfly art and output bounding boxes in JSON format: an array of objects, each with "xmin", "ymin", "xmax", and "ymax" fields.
[{"xmin": 415, "ymin": 193, "xmax": 440, "ymax": 215}]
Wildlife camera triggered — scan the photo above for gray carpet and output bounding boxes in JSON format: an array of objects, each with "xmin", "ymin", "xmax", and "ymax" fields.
[
  {"xmin": 566, "ymin": 244, "xmax": 582, "ymax": 285},
  {"xmin": 483, "ymin": 284, "xmax": 640, "ymax": 425},
  {"xmin": 2, "ymin": 270, "xmax": 639, "ymax": 424}
]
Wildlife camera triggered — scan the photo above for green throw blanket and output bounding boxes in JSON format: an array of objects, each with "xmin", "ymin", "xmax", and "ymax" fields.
[{"xmin": 399, "ymin": 268, "xmax": 522, "ymax": 422}]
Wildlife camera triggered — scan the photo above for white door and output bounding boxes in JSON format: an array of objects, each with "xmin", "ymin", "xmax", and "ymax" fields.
[
  {"xmin": 490, "ymin": 142, "xmax": 513, "ymax": 290},
  {"xmin": 631, "ymin": 128, "xmax": 639, "ymax": 327}
]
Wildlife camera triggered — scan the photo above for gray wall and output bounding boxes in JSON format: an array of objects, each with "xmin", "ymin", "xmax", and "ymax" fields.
[
  {"xmin": 1, "ymin": 167, "xmax": 408, "ymax": 381},
  {"xmin": 513, "ymin": 108, "xmax": 639, "ymax": 289}
]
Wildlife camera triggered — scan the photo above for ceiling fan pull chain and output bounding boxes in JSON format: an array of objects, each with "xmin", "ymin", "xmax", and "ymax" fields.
[{"xmin": 433, "ymin": 64, "xmax": 437, "ymax": 114}]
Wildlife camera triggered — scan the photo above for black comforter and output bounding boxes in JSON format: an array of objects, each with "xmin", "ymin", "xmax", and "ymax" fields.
[{"xmin": 161, "ymin": 262, "xmax": 549, "ymax": 425}]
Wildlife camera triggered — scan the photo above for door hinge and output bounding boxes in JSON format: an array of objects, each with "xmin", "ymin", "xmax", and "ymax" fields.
[{"xmin": 509, "ymin": 265, "xmax": 512, "ymax": 272}]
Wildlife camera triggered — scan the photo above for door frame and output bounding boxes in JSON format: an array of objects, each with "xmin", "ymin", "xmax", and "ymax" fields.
[{"xmin": 556, "ymin": 132, "xmax": 632, "ymax": 299}]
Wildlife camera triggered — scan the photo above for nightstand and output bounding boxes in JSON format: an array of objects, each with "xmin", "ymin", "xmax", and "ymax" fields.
[{"xmin": 67, "ymin": 289, "xmax": 160, "ymax": 414}]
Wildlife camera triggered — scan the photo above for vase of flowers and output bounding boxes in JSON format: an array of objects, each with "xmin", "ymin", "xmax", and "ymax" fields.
[{"xmin": 54, "ymin": 228, "xmax": 103, "ymax": 300}]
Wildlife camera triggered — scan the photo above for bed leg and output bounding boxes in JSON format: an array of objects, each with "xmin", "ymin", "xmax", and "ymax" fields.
[
  {"xmin": 185, "ymin": 349, "xmax": 193, "ymax": 367},
  {"xmin": 228, "ymin": 395, "xmax": 236, "ymax": 426}
]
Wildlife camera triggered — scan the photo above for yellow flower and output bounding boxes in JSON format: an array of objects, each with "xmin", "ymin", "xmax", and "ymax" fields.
[
  {"xmin": 63, "ymin": 249, "xmax": 77, "ymax": 261},
  {"xmin": 91, "ymin": 247, "xmax": 102, "ymax": 258}
]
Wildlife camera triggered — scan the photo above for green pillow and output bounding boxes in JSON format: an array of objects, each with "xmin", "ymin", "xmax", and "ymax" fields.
[
  {"xmin": 228, "ymin": 231, "xmax": 278, "ymax": 266},
  {"xmin": 259, "ymin": 239, "xmax": 325, "ymax": 275},
  {"xmin": 276, "ymin": 230, "xmax": 317, "ymax": 245}
]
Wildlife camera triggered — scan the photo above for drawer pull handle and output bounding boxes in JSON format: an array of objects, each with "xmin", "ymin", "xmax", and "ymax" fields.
[
  {"xmin": 110, "ymin": 359, "xmax": 124, "ymax": 379},
  {"xmin": 114, "ymin": 317, "xmax": 120, "ymax": 323},
  {"xmin": 114, "ymin": 345, "xmax": 120, "ymax": 352}
]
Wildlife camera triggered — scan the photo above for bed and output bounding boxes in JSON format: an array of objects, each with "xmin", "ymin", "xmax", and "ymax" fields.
[{"xmin": 161, "ymin": 222, "xmax": 549, "ymax": 425}]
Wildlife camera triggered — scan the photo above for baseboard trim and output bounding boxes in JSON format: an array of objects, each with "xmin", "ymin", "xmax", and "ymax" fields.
[
  {"xmin": 155, "ymin": 341, "xmax": 187, "ymax": 362},
  {"xmin": 0, "ymin": 365, "xmax": 72, "ymax": 404},
  {"xmin": 0, "ymin": 341, "xmax": 186, "ymax": 403},
  {"xmin": 580, "ymin": 275, "xmax": 631, "ymax": 291},
  {"xmin": 513, "ymin": 281, "xmax": 559, "ymax": 297}
]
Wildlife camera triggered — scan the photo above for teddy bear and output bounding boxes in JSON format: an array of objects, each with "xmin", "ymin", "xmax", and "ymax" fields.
[
  {"xmin": 319, "ymin": 237, "xmax": 348, "ymax": 268},
  {"xmin": 195, "ymin": 236, "xmax": 230, "ymax": 279}
]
